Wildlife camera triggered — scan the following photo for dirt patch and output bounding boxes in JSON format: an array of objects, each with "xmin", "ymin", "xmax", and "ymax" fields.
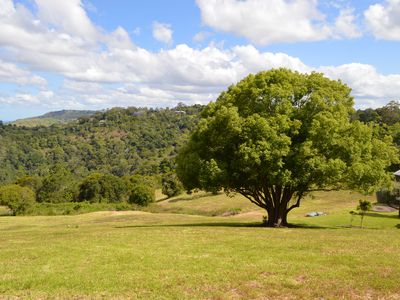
[
  {"xmin": 87, "ymin": 210, "xmax": 150, "ymax": 217},
  {"xmin": 231, "ymin": 211, "xmax": 264, "ymax": 219},
  {"xmin": 372, "ymin": 205, "xmax": 397, "ymax": 213}
]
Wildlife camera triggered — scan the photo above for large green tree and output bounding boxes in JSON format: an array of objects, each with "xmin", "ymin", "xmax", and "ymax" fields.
[
  {"xmin": 0, "ymin": 184, "xmax": 35, "ymax": 215},
  {"xmin": 177, "ymin": 69, "xmax": 398, "ymax": 227}
]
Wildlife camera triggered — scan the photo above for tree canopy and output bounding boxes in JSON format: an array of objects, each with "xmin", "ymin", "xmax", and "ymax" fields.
[
  {"xmin": 0, "ymin": 105, "xmax": 204, "ymax": 185},
  {"xmin": 177, "ymin": 68, "xmax": 398, "ymax": 227},
  {"xmin": 0, "ymin": 184, "xmax": 35, "ymax": 215}
]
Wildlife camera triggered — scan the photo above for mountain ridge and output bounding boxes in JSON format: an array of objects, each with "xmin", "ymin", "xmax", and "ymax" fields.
[{"xmin": 11, "ymin": 110, "xmax": 97, "ymax": 127}]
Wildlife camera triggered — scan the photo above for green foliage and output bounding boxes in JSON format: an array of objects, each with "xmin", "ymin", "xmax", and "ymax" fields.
[
  {"xmin": 177, "ymin": 68, "xmax": 398, "ymax": 227},
  {"xmin": 357, "ymin": 200, "xmax": 372, "ymax": 228},
  {"xmin": 15, "ymin": 175, "xmax": 42, "ymax": 194},
  {"xmin": 123, "ymin": 174, "xmax": 158, "ymax": 190},
  {"xmin": 161, "ymin": 173, "xmax": 183, "ymax": 198},
  {"xmin": 0, "ymin": 184, "xmax": 35, "ymax": 215},
  {"xmin": 37, "ymin": 165, "xmax": 77, "ymax": 203},
  {"xmin": 355, "ymin": 101, "xmax": 400, "ymax": 125},
  {"xmin": 78, "ymin": 173, "xmax": 126, "ymax": 203},
  {"xmin": 0, "ymin": 105, "xmax": 204, "ymax": 184},
  {"xmin": 376, "ymin": 101, "xmax": 400, "ymax": 125},
  {"xmin": 353, "ymin": 108, "xmax": 381, "ymax": 124},
  {"xmin": 357, "ymin": 200, "xmax": 372, "ymax": 212},
  {"xmin": 128, "ymin": 184, "xmax": 155, "ymax": 206}
]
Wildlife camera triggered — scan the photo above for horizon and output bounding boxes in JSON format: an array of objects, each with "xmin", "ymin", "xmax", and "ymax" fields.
[{"xmin": 1, "ymin": 0, "xmax": 400, "ymax": 120}]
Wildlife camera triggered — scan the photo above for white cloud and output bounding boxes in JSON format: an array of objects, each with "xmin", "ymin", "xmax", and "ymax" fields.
[
  {"xmin": 0, "ymin": 0, "xmax": 92, "ymax": 57},
  {"xmin": 36, "ymin": 0, "xmax": 99, "ymax": 41},
  {"xmin": 152, "ymin": 22, "xmax": 173, "ymax": 45},
  {"xmin": 232, "ymin": 45, "xmax": 310, "ymax": 74},
  {"xmin": 364, "ymin": 0, "xmax": 400, "ymax": 40},
  {"xmin": 132, "ymin": 27, "xmax": 141, "ymax": 36},
  {"xmin": 193, "ymin": 31, "xmax": 214, "ymax": 43},
  {"xmin": 196, "ymin": 0, "xmax": 360, "ymax": 45},
  {"xmin": 334, "ymin": 8, "xmax": 362, "ymax": 38},
  {"xmin": 0, "ymin": 0, "xmax": 398, "ymax": 112},
  {"xmin": 0, "ymin": 59, "xmax": 47, "ymax": 86},
  {"xmin": 320, "ymin": 63, "xmax": 400, "ymax": 102}
]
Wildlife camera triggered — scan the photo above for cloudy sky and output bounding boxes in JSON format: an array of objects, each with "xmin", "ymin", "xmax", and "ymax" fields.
[{"xmin": 1, "ymin": 0, "xmax": 400, "ymax": 121}]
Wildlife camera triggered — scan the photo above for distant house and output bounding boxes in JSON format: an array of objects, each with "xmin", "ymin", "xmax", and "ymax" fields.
[
  {"xmin": 376, "ymin": 170, "xmax": 400, "ymax": 204},
  {"xmin": 131, "ymin": 111, "xmax": 145, "ymax": 117},
  {"xmin": 394, "ymin": 170, "xmax": 400, "ymax": 181}
]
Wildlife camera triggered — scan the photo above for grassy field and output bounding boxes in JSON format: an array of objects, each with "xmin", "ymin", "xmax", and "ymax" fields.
[{"xmin": 1, "ymin": 191, "xmax": 399, "ymax": 299}]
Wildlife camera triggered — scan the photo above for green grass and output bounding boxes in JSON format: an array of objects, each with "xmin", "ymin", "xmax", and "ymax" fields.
[{"xmin": 1, "ymin": 191, "xmax": 399, "ymax": 299}]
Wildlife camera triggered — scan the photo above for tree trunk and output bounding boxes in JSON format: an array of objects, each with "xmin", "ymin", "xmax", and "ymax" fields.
[
  {"xmin": 240, "ymin": 186, "xmax": 295, "ymax": 227},
  {"xmin": 265, "ymin": 207, "xmax": 289, "ymax": 227}
]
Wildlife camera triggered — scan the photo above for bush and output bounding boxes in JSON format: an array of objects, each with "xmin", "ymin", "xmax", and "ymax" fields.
[
  {"xmin": 15, "ymin": 175, "xmax": 42, "ymax": 195},
  {"xmin": 0, "ymin": 184, "xmax": 35, "ymax": 215},
  {"xmin": 78, "ymin": 173, "xmax": 126, "ymax": 203},
  {"xmin": 37, "ymin": 166, "xmax": 78, "ymax": 203},
  {"xmin": 123, "ymin": 174, "xmax": 158, "ymax": 190},
  {"xmin": 128, "ymin": 185, "xmax": 155, "ymax": 206},
  {"xmin": 161, "ymin": 173, "xmax": 183, "ymax": 198}
]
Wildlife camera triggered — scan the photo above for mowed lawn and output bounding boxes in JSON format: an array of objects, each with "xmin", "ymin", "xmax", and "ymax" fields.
[{"xmin": 1, "ymin": 191, "xmax": 400, "ymax": 299}]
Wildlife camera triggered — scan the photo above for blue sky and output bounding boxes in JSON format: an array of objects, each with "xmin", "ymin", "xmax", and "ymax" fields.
[{"xmin": 1, "ymin": 0, "xmax": 400, "ymax": 121}]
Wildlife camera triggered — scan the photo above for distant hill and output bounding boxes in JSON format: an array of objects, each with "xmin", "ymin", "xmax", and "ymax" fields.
[
  {"xmin": 0, "ymin": 105, "xmax": 204, "ymax": 184},
  {"xmin": 11, "ymin": 110, "xmax": 97, "ymax": 127}
]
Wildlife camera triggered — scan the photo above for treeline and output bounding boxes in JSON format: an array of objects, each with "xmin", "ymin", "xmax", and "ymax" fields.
[
  {"xmin": 354, "ymin": 100, "xmax": 400, "ymax": 147},
  {"xmin": 0, "ymin": 169, "xmax": 184, "ymax": 215},
  {"xmin": 0, "ymin": 104, "xmax": 198, "ymax": 215},
  {"xmin": 2, "ymin": 101, "xmax": 400, "ymax": 215},
  {"xmin": 0, "ymin": 104, "xmax": 204, "ymax": 184}
]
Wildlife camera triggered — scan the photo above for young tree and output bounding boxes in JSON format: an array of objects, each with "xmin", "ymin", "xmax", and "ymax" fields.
[
  {"xmin": 357, "ymin": 200, "xmax": 372, "ymax": 228},
  {"xmin": 177, "ymin": 69, "xmax": 398, "ymax": 227}
]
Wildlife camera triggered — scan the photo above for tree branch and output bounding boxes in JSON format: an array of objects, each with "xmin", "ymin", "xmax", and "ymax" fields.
[
  {"xmin": 287, "ymin": 192, "xmax": 302, "ymax": 213},
  {"xmin": 236, "ymin": 188, "xmax": 267, "ymax": 210}
]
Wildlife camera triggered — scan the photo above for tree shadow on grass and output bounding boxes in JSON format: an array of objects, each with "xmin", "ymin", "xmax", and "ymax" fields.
[
  {"xmin": 365, "ymin": 212, "xmax": 399, "ymax": 219},
  {"xmin": 165, "ymin": 192, "xmax": 221, "ymax": 203},
  {"xmin": 115, "ymin": 222, "xmax": 335, "ymax": 229},
  {"xmin": 115, "ymin": 222, "xmax": 259, "ymax": 229},
  {"xmin": 287, "ymin": 223, "xmax": 338, "ymax": 229}
]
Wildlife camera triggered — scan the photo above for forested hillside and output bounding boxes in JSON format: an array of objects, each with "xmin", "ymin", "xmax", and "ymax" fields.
[{"xmin": 0, "ymin": 105, "xmax": 203, "ymax": 184}]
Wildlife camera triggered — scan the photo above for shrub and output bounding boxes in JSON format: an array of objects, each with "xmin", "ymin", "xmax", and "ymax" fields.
[
  {"xmin": 0, "ymin": 184, "xmax": 35, "ymax": 215},
  {"xmin": 128, "ymin": 185, "xmax": 155, "ymax": 206},
  {"xmin": 37, "ymin": 166, "xmax": 78, "ymax": 203},
  {"xmin": 15, "ymin": 175, "xmax": 42, "ymax": 195},
  {"xmin": 123, "ymin": 174, "xmax": 158, "ymax": 190},
  {"xmin": 161, "ymin": 173, "xmax": 183, "ymax": 198},
  {"xmin": 78, "ymin": 173, "xmax": 126, "ymax": 203}
]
